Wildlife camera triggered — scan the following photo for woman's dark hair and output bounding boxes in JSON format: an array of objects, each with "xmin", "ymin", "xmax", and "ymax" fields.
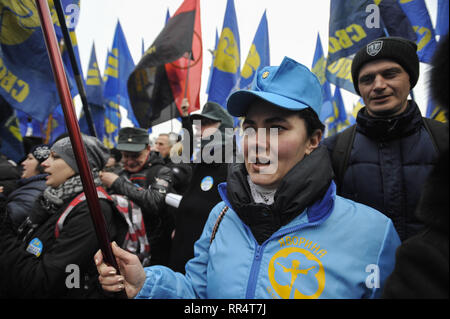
[{"xmin": 297, "ymin": 107, "xmax": 325, "ymax": 137}]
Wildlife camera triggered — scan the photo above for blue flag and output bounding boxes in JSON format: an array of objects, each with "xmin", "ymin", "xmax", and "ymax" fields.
[
  {"xmin": 207, "ymin": 0, "xmax": 240, "ymax": 108},
  {"xmin": 79, "ymin": 43, "xmax": 105, "ymax": 142},
  {"xmin": 311, "ymin": 33, "xmax": 334, "ymax": 123},
  {"xmin": 426, "ymin": 97, "xmax": 447, "ymax": 123},
  {"xmin": 103, "ymin": 21, "xmax": 137, "ymax": 127},
  {"xmin": 377, "ymin": 0, "xmax": 417, "ymax": 41},
  {"xmin": 326, "ymin": 0, "xmax": 416, "ymax": 94},
  {"xmin": 239, "ymin": 11, "xmax": 270, "ymax": 90},
  {"xmin": 398, "ymin": 0, "xmax": 438, "ymax": 63},
  {"xmin": 436, "ymin": 0, "xmax": 449, "ymax": 37},
  {"xmin": 60, "ymin": 29, "xmax": 83, "ymax": 99},
  {"xmin": 85, "ymin": 43, "xmax": 104, "ymax": 106},
  {"xmin": 43, "ymin": 104, "xmax": 67, "ymax": 144},
  {"xmin": 17, "ymin": 109, "xmax": 43, "ymax": 138},
  {"xmin": 165, "ymin": 7, "xmax": 171, "ymax": 24},
  {"xmin": 0, "ymin": 1, "xmax": 80, "ymax": 123},
  {"xmin": 326, "ymin": 0, "xmax": 385, "ymax": 94},
  {"xmin": 327, "ymin": 87, "xmax": 350, "ymax": 136},
  {"xmin": 349, "ymin": 97, "xmax": 365, "ymax": 125},
  {"xmin": 103, "ymin": 100, "xmax": 121, "ymax": 149},
  {"xmin": 206, "ymin": 29, "xmax": 219, "ymax": 95}
]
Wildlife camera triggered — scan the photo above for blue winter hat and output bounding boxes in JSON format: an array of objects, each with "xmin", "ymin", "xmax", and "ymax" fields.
[{"xmin": 227, "ymin": 57, "xmax": 323, "ymax": 117}]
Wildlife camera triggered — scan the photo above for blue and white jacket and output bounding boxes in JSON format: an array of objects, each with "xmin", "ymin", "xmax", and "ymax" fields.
[{"xmin": 136, "ymin": 147, "xmax": 401, "ymax": 299}]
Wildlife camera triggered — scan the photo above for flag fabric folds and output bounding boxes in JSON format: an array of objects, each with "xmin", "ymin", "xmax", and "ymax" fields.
[
  {"xmin": 205, "ymin": 29, "xmax": 219, "ymax": 95},
  {"xmin": 239, "ymin": 10, "xmax": 269, "ymax": 90},
  {"xmin": 327, "ymin": 87, "xmax": 350, "ymax": 137},
  {"xmin": 79, "ymin": 43, "xmax": 105, "ymax": 142},
  {"xmin": 207, "ymin": 0, "xmax": 240, "ymax": 108},
  {"xmin": 127, "ymin": 0, "xmax": 202, "ymax": 128},
  {"xmin": 377, "ymin": 0, "xmax": 416, "ymax": 41},
  {"xmin": 43, "ymin": 104, "xmax": 67, "ymax": 144},
  {"xmin": 426, "ymin": 98, "xmax": 447, "ymax": 123},
  {"xmin": 349, "ymin": 97, "xmax": 364, "ymax": 125},
  {"xmin": 435, "ymin": 0, "xmax": 449, "ymax": 37},
  {"xmin": 398, "ymin": 0, "xmax": 437, "ymax": 63},
  {"xmin": 326, "ymin": 0, "xmax": 385, "ymax": 94},
  {"xmin": 311, "ymin": 33, "xmax": 334, "ymax": 123},
  {"xmin": 0, "ymin": 0, "xmax": 79, "ymax": 123},
  {"xmin": 103, "ymin": 20, "xmax": 137, "ymax": 128},
  {"xmin": 325, "ymin": 0, "xmax": 416, "ymax": 94},
  {"xmin": 17, "ymin": 109, "xmax": 43, "ymax": 138},
  {"xmin": 103, "ymin": 48, "xmax": 121, "ymax": 148}
]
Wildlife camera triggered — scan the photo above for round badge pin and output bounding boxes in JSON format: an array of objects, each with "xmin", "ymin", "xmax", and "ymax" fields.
[{"xmin": 201, "ymin": 176, "xmax": 214, "ymax": 191}]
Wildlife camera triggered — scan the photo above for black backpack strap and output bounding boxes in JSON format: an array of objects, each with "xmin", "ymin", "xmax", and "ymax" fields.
[
  {"xmin": 210, "ymin": 205, "xmax": 229, "ymax": 244},
  {"xmin": 422, "ymin": 117, "xmax": 449, "ymax": 156},
  {"xmin": 331, "ymin": 124, "xmax": 357, "ymax": 193}
]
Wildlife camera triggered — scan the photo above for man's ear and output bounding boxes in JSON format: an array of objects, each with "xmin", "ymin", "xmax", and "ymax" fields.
[{"xmin": 305, "ymin": 129, "xmax": 322, "ymax": 155}]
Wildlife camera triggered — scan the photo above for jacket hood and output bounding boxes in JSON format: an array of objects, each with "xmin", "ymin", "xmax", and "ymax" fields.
[{"xmin": 223, "ymin": 144, "xmax": 334, "ymax": 244}]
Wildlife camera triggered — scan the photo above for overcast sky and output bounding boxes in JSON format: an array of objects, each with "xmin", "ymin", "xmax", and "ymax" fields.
[{"xmin": 75, "ymin": 0, "xmax": 439, "ymax": 137}]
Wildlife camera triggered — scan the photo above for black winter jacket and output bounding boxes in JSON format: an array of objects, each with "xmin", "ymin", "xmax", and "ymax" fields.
[
  {"xmin": 382, "ymin": 149, "xmax": 449, "ymax": 298},
  {"xmin": 110, "ymin": 151, "xmax": 174, "ymax": 266},
  {"xmin": 0, "ymin": 191, "xmax": 127, "ymax": 298},
  {"xmin": 322, "ymin": 101, "xmax": 443, "ymax": 241},
  {"xmin": 6, "ymin": 174, "xmax": 47, "ymax": 228},
  {"xmin": 168, "ymin": 115, "xmax": 235, "ymax": 273}
]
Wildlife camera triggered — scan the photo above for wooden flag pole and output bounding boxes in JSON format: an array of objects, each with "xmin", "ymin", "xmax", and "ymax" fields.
[{"xmin": 35, "ymin": 0, "xmax": 125, "ymax": 298}]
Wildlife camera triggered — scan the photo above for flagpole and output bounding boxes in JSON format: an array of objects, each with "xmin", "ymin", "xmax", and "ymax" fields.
[
  {"xmin": 35, "ymin": 0, "xmax": 125, "ymax": 297},
  {"xmin": 54, "ymin": 0, "xmax": 97, "ymax": 138}
]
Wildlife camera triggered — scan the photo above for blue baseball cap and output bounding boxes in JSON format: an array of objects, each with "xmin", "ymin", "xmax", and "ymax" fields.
[{"xmin": 227, "ymin": 57, "xmax": 323, "ymax": 117}]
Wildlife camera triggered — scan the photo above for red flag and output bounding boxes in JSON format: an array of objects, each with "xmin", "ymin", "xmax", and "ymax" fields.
[
  {"xmin": 127, "ymin": 0, "xmax": 202, "ymax": 128},
  {"xmin": 165, "ymin": 0, "xmax": 202, "ymax": 115}
]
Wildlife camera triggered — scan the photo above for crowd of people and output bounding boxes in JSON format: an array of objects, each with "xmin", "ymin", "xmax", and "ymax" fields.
[{"xmin": 0, "ymin": 35, "xmax": 448, "ymax": 299}]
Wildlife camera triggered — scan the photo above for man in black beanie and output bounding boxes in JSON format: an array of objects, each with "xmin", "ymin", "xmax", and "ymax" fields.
[{"xmin": 322, "ymin": 36, "xmax": 448, "ymax": 242}]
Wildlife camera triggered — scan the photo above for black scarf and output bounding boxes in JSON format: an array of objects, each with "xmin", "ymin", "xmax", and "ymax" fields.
[
  {"xmin": 356, "ymin": 100, "xmax": 423, "ymax": 141},
  {"xmin": 226, "ymin": 145, "xmax": 334, "ymax": 244}
]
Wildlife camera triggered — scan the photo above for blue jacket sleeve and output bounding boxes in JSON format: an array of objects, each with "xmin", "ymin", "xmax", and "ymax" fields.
[
  {"xmin": 135, "ymin": 202, "xmax": 225, "ymax": 299},
  {"xmin": 370, "ymin": 219, "xmax": 401, "ymax": 299}
]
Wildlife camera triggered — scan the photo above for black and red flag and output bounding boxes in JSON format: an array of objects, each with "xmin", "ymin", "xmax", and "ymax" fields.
[{"xmin": 127, "ymin": 0, "xmax": 202, "ymax": 128}]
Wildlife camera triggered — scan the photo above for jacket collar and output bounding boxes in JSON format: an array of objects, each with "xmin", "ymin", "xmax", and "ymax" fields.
[
  {"xmin": 17, "ymin": 173, "xmax": 47, "ymax": 186},
  {"xmin": 218, "ymin": 180, "xmax": 335, "ymax": 226},
  {"xmin": 356, "ymin": 100, "xmax": 423, "ymax": 141},
  {"xmin": 220, "ymin": 145, "xmax": 335, "ymax": 244}
]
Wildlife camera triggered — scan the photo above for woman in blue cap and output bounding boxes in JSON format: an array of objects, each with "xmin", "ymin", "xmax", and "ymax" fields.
[{"xmin": 95, "ymin": 57, "xmax": 401, "ymax": 299}]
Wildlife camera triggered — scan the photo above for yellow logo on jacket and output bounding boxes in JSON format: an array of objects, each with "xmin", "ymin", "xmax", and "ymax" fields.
[{"xmin": 268, "ymin": 236, "xmax": 326, "ymax": 299}]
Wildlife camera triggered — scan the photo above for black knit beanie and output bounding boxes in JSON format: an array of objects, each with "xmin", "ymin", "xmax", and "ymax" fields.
[
  {"xmin": 30, "ymin": 144, "xmax": 51, "ymax": 164},
  {"xmin": 351, "ymin": 37, "xmax": 419, "ymax": 95}
]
